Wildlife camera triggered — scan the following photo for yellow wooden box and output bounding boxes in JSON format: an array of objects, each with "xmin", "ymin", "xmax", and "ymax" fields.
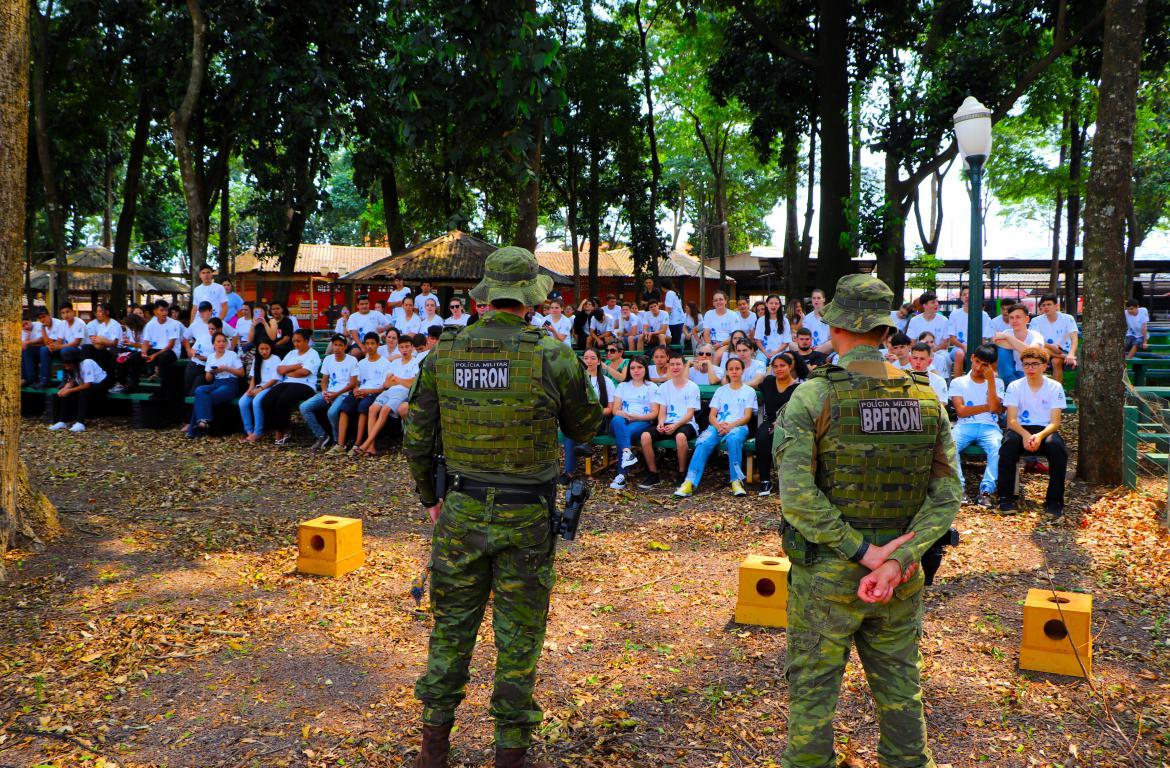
[
  {"xmin": 296, "ymin": 515, "xmax": 364, "ymax": 577},
  {"xmin": 1019, "ymin": 588, "xmax": 1092, "ymax": 678},
  {"xmin": 734, "ymin": 555, "xmax": 790, "ymax": 628}
]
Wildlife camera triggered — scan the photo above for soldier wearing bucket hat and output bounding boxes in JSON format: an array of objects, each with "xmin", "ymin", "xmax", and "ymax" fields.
[
  {"xmin": 772, "ymin": 273, "xmax": 961, "ymax": 768},
  {"xmin": 404, "ymin": 246, "xmax": 603, "ymax": 768}
]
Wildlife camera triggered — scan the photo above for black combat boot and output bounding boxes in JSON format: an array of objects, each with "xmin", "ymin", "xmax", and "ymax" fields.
[
  {"xmin": 495, "ymin": 747, "xmax": 550, "ymax": 768},
  {"xmin": 414, "ymin": 722, "xmax": 452, "ymax": 768}
]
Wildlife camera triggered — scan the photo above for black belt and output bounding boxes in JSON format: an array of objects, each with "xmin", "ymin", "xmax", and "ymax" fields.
[{"xmin": 451, "ymin": 476, "xmax": 556, "ymax": 505}]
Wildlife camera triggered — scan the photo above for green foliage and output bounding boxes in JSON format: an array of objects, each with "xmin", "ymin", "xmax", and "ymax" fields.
[{"xmin": 906, "ymin": 247, "xmax": 943, "ymax": 292}]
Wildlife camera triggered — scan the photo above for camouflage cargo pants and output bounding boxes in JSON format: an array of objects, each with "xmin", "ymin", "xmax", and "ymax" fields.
[
  {"xmin": 783, "ymin": 558, "xmax": 935, "ymax": 768},
  {"xmin": 415, "ymin": 488, "xmax": 555, "ymax": 749}
]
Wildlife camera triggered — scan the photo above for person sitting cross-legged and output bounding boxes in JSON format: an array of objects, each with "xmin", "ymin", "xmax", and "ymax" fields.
[
  {"xmin": 997, "ymin": 347, "xmax": 1068, "ymax": 516},
  {"xmin": 261, "ymin": 329, "xmax": 322, "ymax": 446},
  {"xmin": 48, "ymin": 347, "xmax": 112, "ymax": 433},
  {"xmin": 186, "ymin": 332, "xmax": 245, "ymax": 438},
  {"xmin": 239, "ymin": 339, "xmax": 282, "ymax": 442},
  {"xmin": 947, "ymin": 343, "xmax": 1005, "ymax": 507},
  {"xmin": 299, "ymin": 334, "xmax": 358, "ymax": 451},
  {"xmin": 355, "ymin": 333, "xmax": 422, "ymax": 456},
  {"xmin": 639, "ymin": 351, "xmax": 699, "ymax": 488},
  {"xmin": 674, "ymin": 356, "xmax": 756, "ymax": 498}
]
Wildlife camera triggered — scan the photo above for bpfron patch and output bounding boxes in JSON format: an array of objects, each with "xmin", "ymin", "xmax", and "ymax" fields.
[
  {"xmin": 858, "ymin": 398, "xmax": 923, "ymax": 433},
  {"xmin": 454, "ymin": 360, "xmax": 510, "ymax": 390}
]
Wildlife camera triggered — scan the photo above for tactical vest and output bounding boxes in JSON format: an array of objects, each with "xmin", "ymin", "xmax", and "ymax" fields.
[
  {"xmin": 432, "ymin": 321, "xmax": 559, "ymax": 475},
  {"xmin": 813, "ymin": 365, "xmax": 940, "ymax": 529}
]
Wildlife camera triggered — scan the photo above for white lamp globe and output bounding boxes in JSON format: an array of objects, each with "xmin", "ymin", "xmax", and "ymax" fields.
[{"xmin": 953, "ymin": 96, "xmax": 993, "ymax": 160}]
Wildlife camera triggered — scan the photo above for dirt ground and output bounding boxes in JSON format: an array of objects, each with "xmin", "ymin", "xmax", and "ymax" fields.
[{"xmin": 1, "ymin": 416, "xmax": 1168, "ymax": 768}]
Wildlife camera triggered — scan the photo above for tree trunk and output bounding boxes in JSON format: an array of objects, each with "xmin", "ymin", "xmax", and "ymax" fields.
[
  {"xmin": 814, "ymin": 0, "xmax": 851, "ymax": 298},
  {"xmin": 782, "ymin": 143, "xmax": 801, "ymax": 301},
  {"xmin": 275, "ymin": 140, "xmax": 321, "ymax": 307},
  {"xmin": 218, "ymin": 165, "xmax": 231, "ymax": 272},
  {"xmin": 849, "ymin": 78, "xmax": 862, "ymax": 259},
  {"xmin": 381, "ymin": 164, "xmax": 406, "ymax": 252},
  {"xmin": 170, "ymin": 0, "xmax": 209, "ymax": 290},
  {"xmin": 102, "ymin": 163, "xmax": 113, "ymax": 249},
  {"xmin": 1, "ymin": 0, "xmax": 60, "ymax": 579},
  {"xmin": 634, "ymin": 0, "xmax": 663, "ymax": 272},
  {"xmin": 1078, "ymin": 0, "xmax": 1146, "ymax": 486},
  {"xmin": 1064, "ymin": 87, "xmax": 1084, "ymax": 312},
  {"xmin": 30, "ymin": 5, "xmax": 67, "ymax": 309},
  {"xmin": 1125, "ymin": 202, "xmax": 1137, "ymax": 297},
  {"xmin": 112, "ymin": 89, "xmax": 152, "ymax": 313},
  {"xmin": 797, "ymin": 117, "xmax": 817, "ymax": 294},
  {"xmin": 1049, "ymin": 109, "xmax": 1069, "ymax": 295},
  {"xmin": 877, "ymin": 142, "xmax": 906, "ymax": 298},
  {"xmin": 515, "ymin": 132, "xmax": 541, "ymax": 253}
]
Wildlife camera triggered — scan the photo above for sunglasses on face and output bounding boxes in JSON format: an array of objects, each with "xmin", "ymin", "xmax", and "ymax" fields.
[
  {"xmin": 607, "ymin": 348, "xmax": 620, "ymax": 353},
  {"xmin": 449, "ymin": 304, "xmax": 460, "ymax": 309},
  {"xmin": 696, "ymin": 352, "xmax": 712, "ymax": 356}
]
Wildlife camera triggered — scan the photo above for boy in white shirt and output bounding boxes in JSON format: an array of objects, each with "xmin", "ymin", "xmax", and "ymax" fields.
[
  {"xmin": 387, "ymin": 277, "xmax": 412, "ymax": 325},
  {"xmin": 948, "ymin": 344, "xmax": 1004, "ymax": 506},
  {"xmin": 133, "ymin": 299, "xmax": 184, "ymax": 393},
  {"xmin": 1124, "ymin": 299, "xmax": 1149, "ymax": 358},
  {"xmin": 640, "ymin": 351, "xmax": 700, "ymax": 488},
  {"xmin": 413, "ymin": 281, "xmax": 439, "ymax": 317},
  {"xmin": 48, "ymin": 346, "xmax": 111, "ymax": 432},
  {"xmin": 601, "ymin": 294, "xmax": 622, "ymax": 326},
  {"xmin": 885, "ymin": 332, "xmax": 913, "ymax": 369},
  {"xmin": 945, "ymin": 286, "xmax": 993, "ymax": 377},
  {"xmin": 661, "ymin": 277, "xmax": 685, "ymax": 345},
  {"xmin": 640, "ymin": 299, "xmax": 669, "ymax": 349},
  {"xmin": 337, "ymin": 333, "xmax": 391, "ymax": 451},
  {"xmin": 702, "ymin": 292, "xmax": 738, "ymax": 364},
  {"xmin": 83, "ymin": 302, "xmax": 122, "ymax": 373},
  {"xmin": 192, "ymin": 263, "xmax": 228, "ymax": 318},
  {"xmin": 300, "ymin": 334, "xmax": 358, "ymax": 450},
  {"xmin": 357, "ymin": 334, "xmax": 423, "ymax": 455},
  {"xmin": 183, "ymin": 302, "xmax": 217, "ymax": 393},
  {"xmin": 908, "ymin": 343, "xmax": 949, "ymax": 402},
  {"xmin": 618, "ymin": 303, "xmax": 642, "ymax": 351},
  {"xmin": 1029, "ymin": 293, "xmax": 1079, "ymax": 379},
  {"xmin": 993, "ymin": 303, "xmax": 1045, "ymax": 384},
  {"xmin": 21, "ymin": 312, "xmax": 44, "ymax": 385},
  {"xmin": 346, "ymin": 295, "xmax": 387, "ymax": 355},
  {"xmin": 905, "ymin": 292, "xmax": 951, "ymax": 355},
  {"xmin": 998, "ymin": 347, "xmax": 1068, "ymax": 516},
  {"xmin": 36, "ymin": 302, "xmax": 86, "ymax": 388}
]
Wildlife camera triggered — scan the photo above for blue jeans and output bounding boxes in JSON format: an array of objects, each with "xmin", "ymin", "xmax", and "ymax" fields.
[
  {"xmin": 997, "ymin": 347, "xmax": 1021, "ymax": 384},
  {"xmin": 686, "ymin": 424, "xmax": 749, "ymax": 487},
  {"xmin": 239, "ymin": 387, "xmax": 271, "ymax": 435},
  {"xmin": 952, "ymin": 421, "xmax": 1003, "ymax": 494},
  {"xmin": 300, "ymin": 391, "xmax": 351, "ymax": 441},
  {"xmin": 189, "ymin": 378, "xmax": 239, "ymax": 435},
  {"xmin": 36, "ymin": 346, "xmax": 61, "ymax": 384},
  {"xmin": 21, "ymin": 348, "xmax": 41, "ymax": 382},
  {"xmin": 610, "ymin": 415, "xmax": 652, "ymax": 451}
]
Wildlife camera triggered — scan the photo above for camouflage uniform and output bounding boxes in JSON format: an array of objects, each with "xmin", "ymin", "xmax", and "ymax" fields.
[
  {"xmin": 773, "ymin": 274, "xmax": 962, "ymax": 768},
  {"xmin": 404, "ymin": 247, "xmax": 602, "ymax": 754}
]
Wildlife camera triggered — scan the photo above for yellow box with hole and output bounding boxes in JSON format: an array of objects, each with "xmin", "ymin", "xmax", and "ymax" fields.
[
  {"xmin": 296, "ymin": 516, "xmax": 364, "ymax": 577},
  {"xmin": 734, "ymin": 555, "xmax": 790, "ymax": 628},
  {"xmin": 1019, "ymin": 588, "xmax": 1092, "ymax": 678}
]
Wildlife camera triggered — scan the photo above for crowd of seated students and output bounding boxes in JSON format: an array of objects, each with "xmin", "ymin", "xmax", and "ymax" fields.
[{"xmin": 22, "ymin": 274, "xmax": 1076, "ymax": 514}]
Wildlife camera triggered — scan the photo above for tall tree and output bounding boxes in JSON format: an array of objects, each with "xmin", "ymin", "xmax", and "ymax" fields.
[
  {"xmin": 1079, "ymin": 0, "xmax": 1147, "ymax": 486},
  {"xmin": 1, "ymin": 0, "xmax": 59, "ymax": 579}
]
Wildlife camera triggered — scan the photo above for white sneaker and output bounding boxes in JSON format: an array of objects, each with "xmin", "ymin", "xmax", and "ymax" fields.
[
  {"xmin": 620, "ymin": 448, "xmax": 638, "ymax": 469},
  {"xmin": 609, "ymin": 473, "xmax": 627, "ymax": 490},
  {"xmin": 48, "ymin": 421, "xmax": 67, "ymax": 431},
  {"xmin": 69, "ymin": 423, "xmax": 86, "ymax": 433}
]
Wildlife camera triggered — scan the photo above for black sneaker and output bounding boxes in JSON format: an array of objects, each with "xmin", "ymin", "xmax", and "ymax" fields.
[
  {"xmin": 637, "ymin": 473, "xmax": 661, "ymax": 489},
  {"xmin": 758, "ymin": 480, "xmax": 773, "ymax": 497},
  {"xmin": 999, "ymin": 498, "xmax": 1017, "ymax": 513},
  {"xmin": 1044, "ymin": 503, "xmax": 1064, "ymax": 517},
  {"xmin": 310, "ymin": 435, "xmax": 330, "ymax": 451}
]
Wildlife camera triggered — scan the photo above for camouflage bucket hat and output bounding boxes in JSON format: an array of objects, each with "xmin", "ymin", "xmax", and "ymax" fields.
[
  {"xmin": 469, "ymin": 246, "xmax": 553, "ymax": 308},
  {"xmin": 820, "ymin": 274, "xmax": 897, "ymax": 333}
]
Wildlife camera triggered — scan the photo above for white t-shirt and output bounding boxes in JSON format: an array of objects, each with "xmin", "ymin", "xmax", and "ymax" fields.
[
  {"xmin": 47, "ymin": 317, "xmax": 86, "ymax": 345},
  {"xmin": 444, "ymin": 313, "xmax": 469, "ymax": 327},
  {"xmin": 1005, "ymin": 376, "xmax": 1067, "ymax": 427},
  {"xmin": 664, "ymin": 290, "xmax": 684, "ymax": 325},
  {"xmin": 948, "ymin": 373, "xmax": 1006, "ymax": 426},
  {"xmin": 85, "ymin": 318, "xmax": 121, "ymax": 347},
  {"xmin": 601, "ymin": 305, "xmax": 622, "ymax": 325},
  {"xmin": 738, "ymin": 358, "xmax": 767, "ymax": 382},
  {"xmin": 653, "ymin": 379, "xmax": 700, "ymax": 431},
  {"xmin": 709, "ymin": 384, "xmax": 756, "ymax": 424},
  {"xmin": 688, "ymin": 363, "xmax": 723, "ymax": 386},
  {"xmin": 388, "ymin": 354, "xmax": 420, "ymax": 384},
  {"xmin": 42, "ymin": 317, "xmax": 67, "ymax": 343},
  {"xmin": 541, "ymin": 315, "xmax": 573, "ymax": 347},
  {"xmin": 281, "ymin": 348, "xmax": 321, "ymax": 391},
  {"xmin": 947, "ymin": 308, "xmax": 994, "ymax": 344},
  {"xmin": 415, "ymin": 293, "xmax": 439, "ymax": 313},
  {"xmin": 800, "ymin": 312, "xmax": 829, "ymax": 347},
  {"xmin": 613, "ymin": 380, "xmax": 658, "ymax": 417},
  {"xmin": 347, "ymin": 310, "xmax": 386, "ymax": 340},
  {"xmin": 22, "ymin": 321, "xmax": 43, "ymax": 345},
  {"xmin": 649, "ymin": 363, "xmax": 670, "ymax": 381},
  {"xmin": 78, "ymin": 358, "xmax": 107, "ymax": 385},
  {"xmin": 988, "ymin": 315, "xmax": 1011, "ymax": 335},
  {"xmin": 733, "ymin": 312, "xmax": 756, "ymax": 335},
  {"xmin": 931, "ymin": 350, "xmax": 952, "ymax": 379},
  {"xmin": 1125, "ymin": 307, "xmax": 1150, "ymax": 336},
  {"xmin": 396, "ymin": 313, "xmax": 424, "ymax": 336},
  {"xmin": 255, "ymin": 354, "xmax": 283, "ymax": 387},
  {"xmin": 1029, "ymin": 312, "xmax": 1078, "ymax": 352},
  {"xmin": 1003, "ymin": 328, "xmax": 1046, "ymax": 368},
  {"xmin": 389, "ymin": 286, "xmax": 412, "ymax": 306},
  {"xmin": 419, "ymin": 312, "xmax": 443, "ymax": 331},
  {"xmin": 142, "ymin": 317, "xmax": 184, "ymax": 354},
  {"xmin": 906, "ymin": 313, "xmax": 951, "ymax": 346},
  {"xmin": 356, "ymin": 355, "xmax": 392, "ymax": 391},
  {"xmin": 204, "ymin": 349, "xmax": 243, "ymax": 379},
  {"xmin": 185, "ymin": 317, "xmax": 213, "ymax": 346},
  {"xmin": 193, "ymin": 282, "xmax": 228, "ymax": 317},
  {"xmin": 703, "ymin": 309, "xmax": 738, "ymax": 343},
  {"xmin": 641, "ymin": 310, "xmax": 667, "ymax": 333},
  {"xmin": 754, "ymin": 315, "xmax": 791, "ymax": 352},
  {"xmin": 926, "ymin": 370, "xmax": 949, "ymax": 402},
  {"xmin": 334, "ymin": 315, "xmax": 349, "ymax": 336},
  {"xmin": 529, "ymin": 312, "xmax": 544, "ymax": 327},
  {"xmin": 321, "ymin": 353, "xmax": 357, "ymax": 393},
  {"xmin": 618, "ymin": 314, "xmax": 640, "ymax": 336}
]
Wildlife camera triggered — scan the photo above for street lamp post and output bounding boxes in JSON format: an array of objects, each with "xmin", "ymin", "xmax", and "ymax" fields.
[{"xmin": 953, "ymin": 96, "xmax": 993, "ymax": 363}]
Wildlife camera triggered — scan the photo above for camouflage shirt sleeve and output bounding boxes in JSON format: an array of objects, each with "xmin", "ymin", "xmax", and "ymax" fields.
[
  {"xmin": 888, "ymin": 411, "xmax": 962, "ymax": 570},
  {"xmin": 545, "ymin": 341, "xmax": 603, "ymax": 443},
  {"xmin": 772, "ymin": 379, "xmax": 867, "ymax": 561},
  {"xmin": 404, "ymin": 350, "xmax": 440, "ymax": 505}
]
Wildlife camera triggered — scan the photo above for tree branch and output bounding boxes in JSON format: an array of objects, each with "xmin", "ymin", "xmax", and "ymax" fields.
[{"xmin": 729, "ymin": 0, "xmax": 818, "ymax": 68}]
